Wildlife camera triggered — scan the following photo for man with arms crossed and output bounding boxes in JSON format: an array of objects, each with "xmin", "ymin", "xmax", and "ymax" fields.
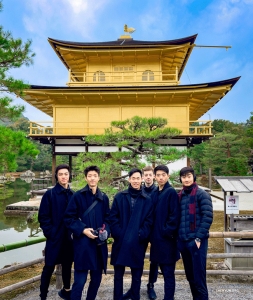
[
  {"xmin": 110, "ymin": 168, "xmax": 153, "ymax": 300},
  {"xmin": 39, "ymin": 164, "xmax": 74, "ymax": 300},
  {"xmin": 149, "ymin": 165, "xmax": 180, "ymax": 300},
  {"xmin": 178, "ymin": 167, "xmax": 213, "ymax": 300},
  {"xmin": 64, "ymin": 166, "xmax": 110, "ymax": 300}
]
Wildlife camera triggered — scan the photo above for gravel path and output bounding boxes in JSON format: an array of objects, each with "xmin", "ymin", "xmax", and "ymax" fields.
[{"xmin": 10, "ymin": 274, "xmax": 253, "ymax": 300}]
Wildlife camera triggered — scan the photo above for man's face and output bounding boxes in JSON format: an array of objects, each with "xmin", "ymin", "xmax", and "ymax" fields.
[
  {"xmin": 155, "ymin": 170, "xmax": 169, "ymax": 186},
  {"xmin": 57, "ymin": 168, "xmax": 70, "ymax": 186},
  {"xmin": 85, "ymin": 170, "xmax": 100, "ymax": 188},
  {"xmin": 128, "ymin": 172, "xmax": 142, "ymax": 190},
  {"xmin": 181, "ymin": 172, "xmax": 194, "ymax": 187},
  {"xmin": 142, "ymin": 170, "xmax": 154, "ymax": 185}
]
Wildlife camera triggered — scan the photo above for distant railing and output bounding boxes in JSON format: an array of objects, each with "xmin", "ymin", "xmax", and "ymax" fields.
[
  {"xmin": 1, "ymin": 231, "xmax": 253, "ymax": 296},
  {"xmin": 67, "ymin": 69, "xmax": 179, "ymax": 86},
  {"xmin": 29, "ymin": 120, "xmax": 212, "ymax": 136}
]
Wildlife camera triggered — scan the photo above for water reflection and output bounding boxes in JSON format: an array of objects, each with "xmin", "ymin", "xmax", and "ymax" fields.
[
  {"xmin": 0, "ymin": 178, "xmax": 46, "ymax": 268},
  {"xmin": 0, "ymin": 178, "xmax": 40, "ymax": 233}
]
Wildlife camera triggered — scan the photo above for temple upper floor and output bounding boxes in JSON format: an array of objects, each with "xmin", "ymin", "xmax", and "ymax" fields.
[{"xmin": 49, "ymin": 35, "xmax": 197, "ymax": 87}]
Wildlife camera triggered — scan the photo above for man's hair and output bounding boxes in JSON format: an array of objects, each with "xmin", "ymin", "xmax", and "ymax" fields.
[
  {"xmin": 84, "ymin": 165, "xmax": 100, "ymax": 177},
  {"xmin": 55, "ymin": 164, "xmax": 70, "ymax": 181},
  {"xmin": 179, "ymin": 167, "xmax": 195, "ymax": 178},
  {"xmin": 154, "ymin": 165, "xmax": 169, "ymax": 175},
  {"xmin": 128, "ymin": 168, "xmax": 142, "ymax": 178},
  {"xmin": 142, "ymin": 166, "xmax": 154, "ymax": 173}
]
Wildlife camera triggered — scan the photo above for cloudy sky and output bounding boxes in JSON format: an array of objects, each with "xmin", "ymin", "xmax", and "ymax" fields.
[{"xmin": 1, "ymin": 0, "xmax": 253, "ymax": 122}]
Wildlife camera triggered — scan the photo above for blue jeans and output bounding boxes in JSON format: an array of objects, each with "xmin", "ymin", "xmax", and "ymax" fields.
[
  {"xmin": 159, "ymin": 262, "xmax": 176, "ymax": 300},
  {"xmin": 113, "ymin": 265, "xmax": 143, "ymax": 300},
  {"xmin": 178, "ymin": 238, "xmax": 209, "ymax": 300}
]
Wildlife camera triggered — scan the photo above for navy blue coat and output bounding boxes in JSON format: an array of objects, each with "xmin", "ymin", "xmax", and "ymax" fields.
[
  {"xmin": 150, "ymin": 182, "xmax": 180, "ymax": 264},
  {"xmin": 110, "ymin": 187, "xmax": 153, "ymax": 268},
  {"xmin": 64, "ymin": 185, "xmax": 110, "ymax": 272},
  {"xmin": 38, "ymin": 183, "xmax": 74, "ymax": 266},
  {"xmin": 178, "ymin": 187, "xmax": 213, "ymax": 241},
  {"xmin": 142, "ymin": 183, "xmax": 156, "ymax": 195}
]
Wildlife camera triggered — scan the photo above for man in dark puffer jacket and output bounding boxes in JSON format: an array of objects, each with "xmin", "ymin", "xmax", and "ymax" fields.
[{"xmin": 178, "ymin": 167, "xmax": 213, "ymax": 300}]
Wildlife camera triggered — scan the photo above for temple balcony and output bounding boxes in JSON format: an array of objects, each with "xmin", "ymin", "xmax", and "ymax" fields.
[
  {"xmin": 67, "ymin": 69, "xmax": 179, "ymax": 86},
  {"xmin": 28, "ymin": 120, "xmax": 212, "ymax": 137}
]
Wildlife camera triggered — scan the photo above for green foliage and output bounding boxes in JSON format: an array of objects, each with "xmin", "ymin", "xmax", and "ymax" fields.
[
  {"xmin": 0, "ymin": 97, "xmax": 25, "ymax": 121},
  {"xmin": 74, "ymin": 116, "xmax": 185, "ymax": 199},
  {"xmin": 0, "ymin": 126, "xmax": 39, "ymax": 172},
  {"xmin": 224, "ymin": 157, "xmax": 248, "ymax": 176},
  {"xmin": 188, "ymin": 143, "xmax": 206, "ymax": 174}
]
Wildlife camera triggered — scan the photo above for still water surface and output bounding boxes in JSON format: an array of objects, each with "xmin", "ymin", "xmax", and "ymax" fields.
[{"xmin": 0, "ymin": 178, "xmax": 45, "ymax": 269}]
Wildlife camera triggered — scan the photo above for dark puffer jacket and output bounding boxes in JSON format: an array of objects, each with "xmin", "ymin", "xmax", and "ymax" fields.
[{"xmin": 178, "ymin": 187, "xmax": 213, "ymax": 241}]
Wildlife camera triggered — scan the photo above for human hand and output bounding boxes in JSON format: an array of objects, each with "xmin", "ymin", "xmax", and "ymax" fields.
[
  {"xmin": 195, "ymin": 240, "xmax": 201, "ymax": 248},
  {"xmin": 83, "ymin": 228, "xmax": 98, "ymax": 239}
]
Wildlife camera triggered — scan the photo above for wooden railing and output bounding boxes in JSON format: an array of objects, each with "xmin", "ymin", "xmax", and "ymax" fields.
[
  {"xmin": 29, "ymin": 120, "xmax": 212, "ymax": 136},
  {"xmin": 67, "ymin": 69, "xmax": 179, "ymax": 86},
  {"xmin": 1, "ymin": 231, "xmax": 253, "ymax": 296}
]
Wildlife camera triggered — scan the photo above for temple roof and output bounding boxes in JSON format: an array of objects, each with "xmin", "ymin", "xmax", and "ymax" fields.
[
  {"xmin": 21, "ymin": 77, "xmax": 240, "ymax": 120},
  {"xmin": 48, "ymin": 34, "xmax": 197, "ymax": 79}
]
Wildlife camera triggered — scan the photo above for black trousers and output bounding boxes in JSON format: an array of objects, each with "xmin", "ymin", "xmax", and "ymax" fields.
[
  {"xmin": 113, "ymin": 265, "xmax": 143, "ymax": 300},
  {"xmin": 159, "ymin": 263, "xmax": 176, "ymax": 300},
  {"xmin": 71, "ymin": 247, "xmax": 104, "ymax": 300},
  {"xmin": 148, "ymin": 261, "xmax": 159, "ymax": 284},
  {"xmin": 178, "ymin": 238, "xmax": 209, "ymax": 300},
  {"xmin": 40, "ymin": 258, "xmax": 73, "ymax": 299}
]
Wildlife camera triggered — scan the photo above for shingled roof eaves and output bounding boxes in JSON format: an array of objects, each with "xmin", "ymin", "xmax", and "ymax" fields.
[
  {"xmin": 29, "ymin": 76, "xmax": 240, "ymax": 91},
  {"xmin": 48, "ymin": 34, "xmax": 198, "ymax": 49}
]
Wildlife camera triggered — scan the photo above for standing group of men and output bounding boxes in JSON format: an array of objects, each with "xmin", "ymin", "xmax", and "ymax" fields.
[{"xmin": 38, "ymin": 163, "xmax": 213, "ymax": 300}]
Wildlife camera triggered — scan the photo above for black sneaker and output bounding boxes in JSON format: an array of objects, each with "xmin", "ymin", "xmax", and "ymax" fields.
[
  {"xmin": 147, "ymin": 283, "xmax": 157, "ymax": 300},
  {"xmin": 58, "ymin": 288, "xmax": 71, "ymax": 300}
]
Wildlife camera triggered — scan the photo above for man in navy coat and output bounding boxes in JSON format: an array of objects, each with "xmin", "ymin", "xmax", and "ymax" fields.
[
  {"xmin": 142, "ymin": 166, "xmax": 158, "ymax": 300},
  {"xmin": 177, "ymin": 167, "xmax": 213, "ymax": 300},
  {"xmin": 110, "ymin": 168, "xmax": 153, "ymax": 300},
  {"xmin": 149, "ymin": 165, "xmax": 180, "ymax": 300},
  {"xmin": 64, "ymin": 165, "xmax": 110, "ymax": 300},
  {"xmin": 39, "ymin": 164, "xmax": 74, "ymax": 300}
]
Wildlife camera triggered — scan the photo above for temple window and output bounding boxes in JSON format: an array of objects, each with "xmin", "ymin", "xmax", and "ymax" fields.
[
  {"xmin": 93, "ymin": 71, "xmax": 105, "ymax": 82},
  {"xmin": 142, "ymin": 70, "xmax": 154, "ymax": 81}
]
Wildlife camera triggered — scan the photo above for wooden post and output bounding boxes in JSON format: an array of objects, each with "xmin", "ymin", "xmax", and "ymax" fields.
[
  {"xmin": 224, "ymin": 191, "xmax": 227, "ymax": 231},
  {"xmin": 187, "ymin": 156, "xmax": 191, "ymax": 167},
  {"xmin": 52, "ymin": 153, "xmax": 56, "ymax": 186},
  {"xmin": 69, "ymin": 155, "xmax": 72, "ymax": 181},
  {"xmin": 55, "ymin": 264, "xmax": 62, "ymax": 289},
  {"xmin": 208, "ymin": 168, "xmax": 212, "ymax": 190}
]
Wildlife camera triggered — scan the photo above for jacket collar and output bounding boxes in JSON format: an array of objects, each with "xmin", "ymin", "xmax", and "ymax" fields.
[
  {"xmin": 80, "ymin": 184, "xmax": 104, "ymax": 201},
  {"xmin": 122, "ymin": 187, "xmax": 148, "ymax": 199},
  {"xmin": 54, "ymin": 182, "xmax": 70, "ymax": 194},
  {"xmin": 158, "ymin": 181, "xmax": 171, "ymax": 192}
]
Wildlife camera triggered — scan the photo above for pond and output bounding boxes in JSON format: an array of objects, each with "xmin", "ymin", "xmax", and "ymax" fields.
[{"xmin": 0, "ymin": 178, "xmax": 45, "ymax": 269}]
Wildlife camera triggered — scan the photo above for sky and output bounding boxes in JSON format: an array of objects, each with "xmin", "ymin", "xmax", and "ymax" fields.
[{"xmin": 1, "ymin": 0, "xmax": 253, "ymax": 123}]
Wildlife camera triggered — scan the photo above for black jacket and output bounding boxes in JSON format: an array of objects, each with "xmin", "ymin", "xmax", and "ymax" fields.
[
  {"xmin": 150, "ymin": 182, "xmax": 180, "ymax": 264},
  {"xmin": 110, "ymin": 187, "xmax": 153, "ymax": 268},
  {"xmin": 142, "ymin": 183, "xmax": 156, "ymax": 195},
  {"xmin": 38, "ymin": 183, "xmax": 74, "ymax": 266},
  {"xmin": 178, "ymin": 187, "xmax": 213, "ymax": 241},
  {"xmin": 64, "ymin": 185, "xmax": 110, "ymax": 272}
]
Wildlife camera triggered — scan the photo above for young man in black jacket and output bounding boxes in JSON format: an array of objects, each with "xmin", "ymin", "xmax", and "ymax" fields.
[
  {"xmin": 110, "ymin": 168, "xmax": 153, "ymax": 300},
  {"xmin": 142, "ymin": 166, "xmax": 158, "ymax": 300},
  {"xmin": 149, "ymin": 165, "xmax": 180, "ymax": 300},
  {"xmin": 178, "ymin": 167, "xmax": 213, "ymax": 300},
  {"xmin": 39, "ymin": 164, "xmax": 74, "ymax": 300},
  {"xmin": 64, "ymin": 165, "xmax": 110, "ymax": 300}
]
